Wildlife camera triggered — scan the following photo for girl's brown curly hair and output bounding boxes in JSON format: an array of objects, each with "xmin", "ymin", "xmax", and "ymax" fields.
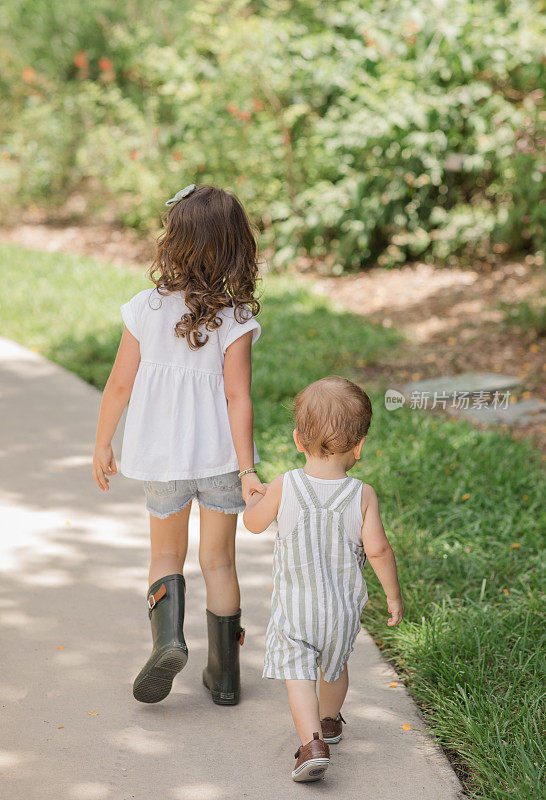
[{"xmin": 147, "ymin": 184, "xmax": 261, "ymax": 349}]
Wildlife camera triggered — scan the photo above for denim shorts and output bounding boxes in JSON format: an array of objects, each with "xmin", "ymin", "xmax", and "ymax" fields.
[{"xmin": 142, "ymin": 470, "xmax": 245, "ymax": 519}]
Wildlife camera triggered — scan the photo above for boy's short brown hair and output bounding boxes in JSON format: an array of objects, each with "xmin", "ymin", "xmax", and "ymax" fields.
[{"xmin": 294, "ymin": 376, "xmax": 372, "ymax": 457}]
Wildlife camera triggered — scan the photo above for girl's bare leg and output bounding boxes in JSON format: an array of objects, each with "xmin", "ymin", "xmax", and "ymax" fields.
[
  {"xmin": 318, "ymin": 663, "xmax": 349, "ymax": 718},
  {"xmin": 285, "ymin": 679, "xmax": 323, "ymax": 745},
  {"xmin": 148, "ymin": 502, "xmax": 192, "ymax": 587},
  {"xmin": 198, "ymin": 507, "xmax": 240, "ymax": 615}
]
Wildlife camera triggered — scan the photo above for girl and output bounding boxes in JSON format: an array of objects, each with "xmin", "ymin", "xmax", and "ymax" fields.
[{"xmin": 92, "ymin": 183, "xmax": 263, "ymax": 707}]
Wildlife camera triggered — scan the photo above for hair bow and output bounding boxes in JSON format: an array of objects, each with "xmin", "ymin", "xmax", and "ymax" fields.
[{"xmin": 165, "ymin": 184, "xmax": 197, "ymax": 206}]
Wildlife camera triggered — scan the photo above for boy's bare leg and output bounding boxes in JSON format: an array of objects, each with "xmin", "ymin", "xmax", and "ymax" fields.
[
  {"xmin": 285, "ymin": 679, "xmax": 323, "ymax": 745},
  {"xmin": 148, "ymin": 502, "xmax": 191, "ymax": 587},
  {"xmin": 318, "ymin": 664, "xmax": 349, "ymax": 718}
]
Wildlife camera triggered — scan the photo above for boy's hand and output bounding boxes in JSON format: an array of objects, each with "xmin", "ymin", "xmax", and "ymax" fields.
[
  {"xmin": 241, "ymin": 472, "xmax": 266, "ymax": 504},
  {"xmin": 386, "ymin": 595, "xmax": 404, "ymax": 626},
  {"xmin": 93, "ymin": 444, "xmax": 117, "ymax": 491}
]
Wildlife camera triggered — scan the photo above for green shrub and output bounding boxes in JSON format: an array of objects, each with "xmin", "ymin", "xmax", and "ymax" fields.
[{"xmin": 1, "ymin": 0, "xmax": 545, "ymax": 268}]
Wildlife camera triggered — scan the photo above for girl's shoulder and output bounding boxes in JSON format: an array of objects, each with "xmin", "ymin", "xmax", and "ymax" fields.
[
  {"xmin": 120, "ymin": 286, "xmax": 163, "ymax": 340},
  {"xmin": 123, "ymin": 285, "xmax": 160, "ymax": 309},
  {"xmin": 123, "ymin": 285, "xmax": 187, "ymax": 316},
  {"xmin": 217, "ymin": 302, "xmax": 254, "ymax": 322},
  {"xmin": 219, "ymin": 303, "xmax": 261, "ymax": 351}
]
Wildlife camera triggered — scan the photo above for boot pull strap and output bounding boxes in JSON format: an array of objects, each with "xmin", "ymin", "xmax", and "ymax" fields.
[
  {"xmin": 237, "ymin": 627, "xmax": 246, "ymax": 646},
  {"xmin": 147, "ymin": 583, "xmax": 167, "ymax": 611}
]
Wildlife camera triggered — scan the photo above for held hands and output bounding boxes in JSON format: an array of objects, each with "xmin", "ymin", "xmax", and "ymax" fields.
[
  {"xmin": 240, "ymin": 471, "xmax": 266, "ymax": 504},
  {"xmin": 93, "ymin": 444, "xmax": 117, "ymax": 491},
  {"xmin": 386, "ymin": 595, "xmax": 404, "ymax": 627}
]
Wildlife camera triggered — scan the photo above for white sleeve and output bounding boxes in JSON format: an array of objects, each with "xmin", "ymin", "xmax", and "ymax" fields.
[
  {"xmin": 120, "ymin": 295, "xmax": 141, "ymax": 341},
  {"xmin": 222, "ymin": 312, "xmax": 261, "ymax": 353}
]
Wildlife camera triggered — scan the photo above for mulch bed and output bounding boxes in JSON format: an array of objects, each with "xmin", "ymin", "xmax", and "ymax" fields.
[{"xmin": 299, "ymin": 259, "xmax": 546, "ymax": 452}]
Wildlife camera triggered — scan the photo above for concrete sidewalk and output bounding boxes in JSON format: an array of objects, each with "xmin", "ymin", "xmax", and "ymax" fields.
[{"xmin": 0, "ymin": 337, "xmax": 464, "ymax": 800}]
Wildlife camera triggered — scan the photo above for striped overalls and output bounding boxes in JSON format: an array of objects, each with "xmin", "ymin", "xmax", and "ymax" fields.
[{"xmin": 263, "ymin": 468, "xmax": 368, "ymax": 683}]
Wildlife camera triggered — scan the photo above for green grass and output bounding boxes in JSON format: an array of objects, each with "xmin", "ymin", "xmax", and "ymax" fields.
[
  {"xmin": 499, "ymin": 294, "xmax": 546, "ymax": 338},
  {"xmin": 1, "ymin": 241, "xmax": 544, "ymax": 799}
]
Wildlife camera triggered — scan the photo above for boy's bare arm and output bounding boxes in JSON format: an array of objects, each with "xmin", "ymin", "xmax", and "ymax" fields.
[
  {"xmin": 360, "ymin": 484, "xmax": 404, "ymax": 626},
  {"xmin": 243, "ymin": 474, "xmax": 284, "ymax": 533}
]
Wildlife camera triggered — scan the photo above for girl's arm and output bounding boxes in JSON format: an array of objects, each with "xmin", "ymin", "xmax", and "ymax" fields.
[
  {"xmin": 92, "ymin": 326, "xmax": 141, "ymax": 491},
  {"xmin": 360, "ymin": 484, "xmax": 404, "ymax": 626},
  {"xmin": 224, "ymin": 330, "xmax": 264, "ymax": 502},
  {"xmin": 243, "ymin": 475, "xmax": 283, "ymax": 533}
]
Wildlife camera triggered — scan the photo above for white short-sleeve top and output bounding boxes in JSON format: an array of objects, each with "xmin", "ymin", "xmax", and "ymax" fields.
[{"xmin": 119, "ymin": 286, "xmax": 261, "ymax": 481}]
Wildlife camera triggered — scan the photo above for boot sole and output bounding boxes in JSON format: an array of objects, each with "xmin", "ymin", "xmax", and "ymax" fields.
[
  {"xmin": 133, "ymin": 647, "xmax": 188, "ymax": 704},
  {"xmin": 292, "ymin": 758, "xmax": 330, "ymax": 782},
  {"xmin": 323, "ymin": 733, "xmax": 342, "ymax": 743},
  {"xmin": 202, "ymin": 673, "xmax": 239, "ymax": 705}
]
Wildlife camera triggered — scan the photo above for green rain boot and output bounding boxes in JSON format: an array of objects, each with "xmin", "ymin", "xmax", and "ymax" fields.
[
  {"xmin": 202, "ymin": 608, "xmax": 245, "ymax": 705},
  {"xmin": 133, "ymin": 573, "xmax": 188, "ymax": 703}
]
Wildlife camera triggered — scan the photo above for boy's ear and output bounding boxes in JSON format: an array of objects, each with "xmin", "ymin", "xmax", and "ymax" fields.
[
  {"xmin": 293, "ymin": 428, "xmax": 305, "ymax": 453},
  {"xmin": 354, "ymin": 437, "xmax": 366, "ymax": 459}
]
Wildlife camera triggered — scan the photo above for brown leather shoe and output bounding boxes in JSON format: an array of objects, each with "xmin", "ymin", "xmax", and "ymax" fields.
[
  {"xmin": 292, "ymin": 732, "xmax": 330, "ymax": 782},
  {"xmin": 321, "ymin": 712, "xmax": 346, "ymax": 744}
]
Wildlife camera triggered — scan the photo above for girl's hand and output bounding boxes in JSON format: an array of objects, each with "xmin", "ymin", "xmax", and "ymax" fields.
[
  {"xmin": 243, "ymin": 474, "xmax": 283, "ymax": 534},
  {"xmin": 386, "ymin": 595, "xmax": 404, "ymax": 626},
  {"xmin": 241, "ymin": 472, "xmax": 266, "ymax": 504},
  {"xmin": 93, "ymin": 444, "xmax": 117, "ymax": 491}
]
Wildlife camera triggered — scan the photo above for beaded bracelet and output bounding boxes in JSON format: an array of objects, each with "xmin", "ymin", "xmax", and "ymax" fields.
[{"xmin": 238, "ymin": 468, "xmax": 258, "ymax": 479}]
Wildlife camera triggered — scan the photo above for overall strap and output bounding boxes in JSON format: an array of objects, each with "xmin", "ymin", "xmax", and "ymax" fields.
[
  {"xmin": 296, "ymin": 468, "xmax": 359, "ymax": 512},
  {"xmin": 289, "ymin": 469, "xmax": 321, "ymax": 511},
  {"xmin": 328, "ymin": 478, "xmax": 362, "ymax": 514}
]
